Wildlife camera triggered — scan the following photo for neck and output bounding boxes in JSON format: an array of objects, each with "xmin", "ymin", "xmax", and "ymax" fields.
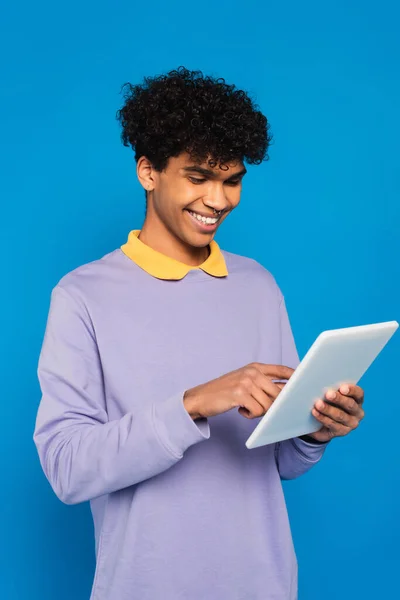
[{"xmin": 138, "ymin": 219, "xmax": 210, "ymax": 267}]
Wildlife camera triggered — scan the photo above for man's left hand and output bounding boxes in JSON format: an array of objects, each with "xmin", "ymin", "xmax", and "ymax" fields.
[{"xmin": 306, "ymin": 384, "xmax": 365, "ymax": 443}]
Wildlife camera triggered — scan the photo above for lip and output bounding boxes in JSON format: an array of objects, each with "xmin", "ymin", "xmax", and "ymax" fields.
[
  {"xmin": 185, "ymin": 209, "xmax": 220, "ymax": 233},
  {"xmin": 186, "ymin": 208, "xmax": 222, "ymax": 218}
]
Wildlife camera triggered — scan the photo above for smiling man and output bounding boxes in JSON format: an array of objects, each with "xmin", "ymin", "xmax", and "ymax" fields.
[{"xmin": 34, "ymin": 66, "xmax": 365, "ymax": 600}]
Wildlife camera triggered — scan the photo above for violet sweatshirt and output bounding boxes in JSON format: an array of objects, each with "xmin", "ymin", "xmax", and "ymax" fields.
[{"xmin": 34, "ymin": 246, "xmax": 327, "ymax": 600}]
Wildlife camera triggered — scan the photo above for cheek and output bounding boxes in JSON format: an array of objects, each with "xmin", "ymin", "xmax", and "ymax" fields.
[
  {"xmin": 176, "ymin": 183, "xmax": 203, "ymax": 209},
  {"xmin": 227, "ymin": 190, "xmax": 241, "ymax": 209},
  {"xmin": 231, "ymin": 193, "xmax": 241, "ymax": 206}
]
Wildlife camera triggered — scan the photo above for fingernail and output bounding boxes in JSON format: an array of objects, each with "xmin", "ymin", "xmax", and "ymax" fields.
[
  {"xmin": 326, "ymin": 390, "xmax": 336, "ymax": 400},
  {"xmin": 316, "ymin": 400, "xmax": 325, "ymax": 409},
  {"xmin": 340, "ymin": 385, "xmax": 350, "ymax": 395}
]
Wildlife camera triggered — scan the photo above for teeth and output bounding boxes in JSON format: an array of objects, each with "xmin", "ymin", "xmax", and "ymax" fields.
[{"xmin": 189, "ymin": 211, "xmax": 218, "ymax": 225}]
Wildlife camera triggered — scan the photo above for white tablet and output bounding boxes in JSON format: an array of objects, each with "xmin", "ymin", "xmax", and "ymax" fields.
[{"xmin": 246, "ymin": 320, "xmax": 399, "ymax": 449}]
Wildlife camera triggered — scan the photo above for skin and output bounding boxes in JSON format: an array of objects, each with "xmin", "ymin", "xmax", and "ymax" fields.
[{"xmin": 136, "ymin": 151, "xmax": 365, "ymax": 443}]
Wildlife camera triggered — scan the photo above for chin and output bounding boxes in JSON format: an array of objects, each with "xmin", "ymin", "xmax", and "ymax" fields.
[{"xmin": 184, "ymin": 232, "xmax": 215, "ymax": 248}]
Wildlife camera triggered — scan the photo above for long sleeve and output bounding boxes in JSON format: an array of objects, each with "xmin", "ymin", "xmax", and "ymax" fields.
[
  {"xmin": 274, "ymin": 293, "xmax": 328, "ymax": 480},
  {"xmin": 33, "ymin": 285, "xmax": 210, "ymax": 505}
]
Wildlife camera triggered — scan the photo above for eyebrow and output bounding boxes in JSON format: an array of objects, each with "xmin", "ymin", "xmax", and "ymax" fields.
[{"xmin": 181, "ymin": 165, "xmax": 247, "ymax": 181}]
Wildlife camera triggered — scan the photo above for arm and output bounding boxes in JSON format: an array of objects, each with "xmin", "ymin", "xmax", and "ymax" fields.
[
  {"xmin": 33, "ymin": 286, "xmax": 209, "ymax": 505},
  {"xmin": 274, "ymin": 293, "xmax": 328, "ymax": 480}
]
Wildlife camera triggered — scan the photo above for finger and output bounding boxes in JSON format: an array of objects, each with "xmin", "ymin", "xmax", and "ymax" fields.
[
  {"xmin": 255, "ymin": 373, "xmax": 286, "ymax": 401},
  {"xmin": 238, "ymin": 375, "xmax": 281, "ymax": 418},
  {"xmin": 251, "ymin": 383, "xmax": 274, "ymax": 413},
  {"xmin": 241, "ymin": 375, "xmax": 287, "ymax": 419},
  {"xmin": 315, "ymin": 400, "xmax": 359, "ymax": 429},
  {"xmin": 324, "ymin": 390, "xmax": 360, "ymax": 416},
  {"xmin": 238, "ymin": 394, "xmax": 269, "ymax": 419},
  {"xmin": 338, "ymin": 384, "xmax": 364, "ymax": 405},
  {"xmin": 312, "ymin": 408, "xmax": 350, "ymax": 437},
  {"xmin": 253, "ymin": 363, "xmax": 295, "ymax": 381}
]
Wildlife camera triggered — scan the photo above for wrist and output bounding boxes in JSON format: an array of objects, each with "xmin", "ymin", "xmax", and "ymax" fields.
[
  {"xmin": 183, "ymin": 389, "xmax": 202, "ymax": 421},
  {"xmin": 299, "ymin": 434, "xmax": 328, "ymax": 445}
]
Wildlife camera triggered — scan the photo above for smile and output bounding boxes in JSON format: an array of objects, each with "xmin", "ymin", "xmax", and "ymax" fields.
[
  {"xmin": 185, "ymin": 209, "xmax": 221, "ymax": 232},
  {"xmin": 188, "ymin": 210, "xmax": 219, "ymax": 225}
]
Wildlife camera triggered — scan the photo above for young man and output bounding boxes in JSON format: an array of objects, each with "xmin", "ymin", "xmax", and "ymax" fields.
[{"xmin": 34, "ymin": 66, "xmax": 365, "ymax": 600}]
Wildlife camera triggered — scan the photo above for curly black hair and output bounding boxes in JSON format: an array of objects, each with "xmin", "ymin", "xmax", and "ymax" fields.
[{"xmin": 116, "ymin": 66, "xmax": 272, "ymax": 174}]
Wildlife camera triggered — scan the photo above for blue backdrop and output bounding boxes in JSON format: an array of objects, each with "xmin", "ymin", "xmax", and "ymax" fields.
[{"xmin": 1, "ymin": 1, "xmax": 399, "ymax": 598}]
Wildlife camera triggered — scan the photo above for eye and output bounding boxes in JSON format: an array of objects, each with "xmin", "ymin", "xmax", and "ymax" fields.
[
  {"xmin": 189, "ymin": 177, "xmax": 206, "ymax": 184},
  {"xmin": 188, "ymin": 176, "xmax": 242, "ymax": 186}
]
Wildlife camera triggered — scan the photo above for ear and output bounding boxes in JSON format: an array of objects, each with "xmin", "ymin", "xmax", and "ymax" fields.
[{"xmin": 137, "ymin": 156, "xmax": 156, "ymax": 192}]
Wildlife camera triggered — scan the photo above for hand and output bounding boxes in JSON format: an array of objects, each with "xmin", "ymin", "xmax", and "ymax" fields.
[
  {"xmin": 305, "ymin": 384, "xmax": 365, "ymax": 443},
  {"xmin": 183, "ymin": 363, "xmax": 294, "ymax": 420}
]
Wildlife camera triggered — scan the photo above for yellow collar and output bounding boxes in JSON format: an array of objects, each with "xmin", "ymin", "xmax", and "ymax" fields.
[{"xmin": 121, "ymin": 230, "xmax": 228, "ymax": 280}]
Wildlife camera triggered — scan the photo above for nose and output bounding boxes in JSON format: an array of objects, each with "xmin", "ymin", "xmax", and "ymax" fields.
[{"xmin": 203, "ymin": 183, "xmax": 231, "ymax": 214}]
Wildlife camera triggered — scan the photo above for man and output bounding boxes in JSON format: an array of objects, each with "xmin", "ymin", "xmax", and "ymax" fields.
[{"xmin": 34, "ymin": 66, "xmax": 365, "ymax": 600}]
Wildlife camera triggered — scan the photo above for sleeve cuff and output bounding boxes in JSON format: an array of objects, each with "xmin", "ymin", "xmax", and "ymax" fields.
[
  {"xmin": 153, "ymin": 391, "xmax": 210, "ymax": 459},
  {"xmin": 291, "ymin": 436, "xmax": 329, "ymax": 462}
]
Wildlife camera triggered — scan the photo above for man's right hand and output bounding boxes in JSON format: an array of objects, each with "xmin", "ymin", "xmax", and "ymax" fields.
[{"xmin": 183, "ymin": 363, "xmax": 295, "ymax": 420}]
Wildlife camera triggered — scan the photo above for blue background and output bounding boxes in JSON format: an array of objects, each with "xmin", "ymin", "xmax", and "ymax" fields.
[{"xmin": 1, "ymin": 1, "xmax": 399, "ymax": 598}]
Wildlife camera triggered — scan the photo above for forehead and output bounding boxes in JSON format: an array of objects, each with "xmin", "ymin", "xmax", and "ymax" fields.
[{"xmin": 169, "ymin": 152, "xmax": 244, "ymax": 175}]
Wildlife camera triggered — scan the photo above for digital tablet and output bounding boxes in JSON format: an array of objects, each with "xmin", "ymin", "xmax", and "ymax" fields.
[{"xmin": 245, "ymin": 320, "xmax": 399, "ymax": 449}]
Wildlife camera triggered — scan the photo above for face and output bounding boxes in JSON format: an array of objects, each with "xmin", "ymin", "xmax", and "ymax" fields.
[{"xmin": 138, "ymin": 152, "xmax": 246, "ymax": 248}]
